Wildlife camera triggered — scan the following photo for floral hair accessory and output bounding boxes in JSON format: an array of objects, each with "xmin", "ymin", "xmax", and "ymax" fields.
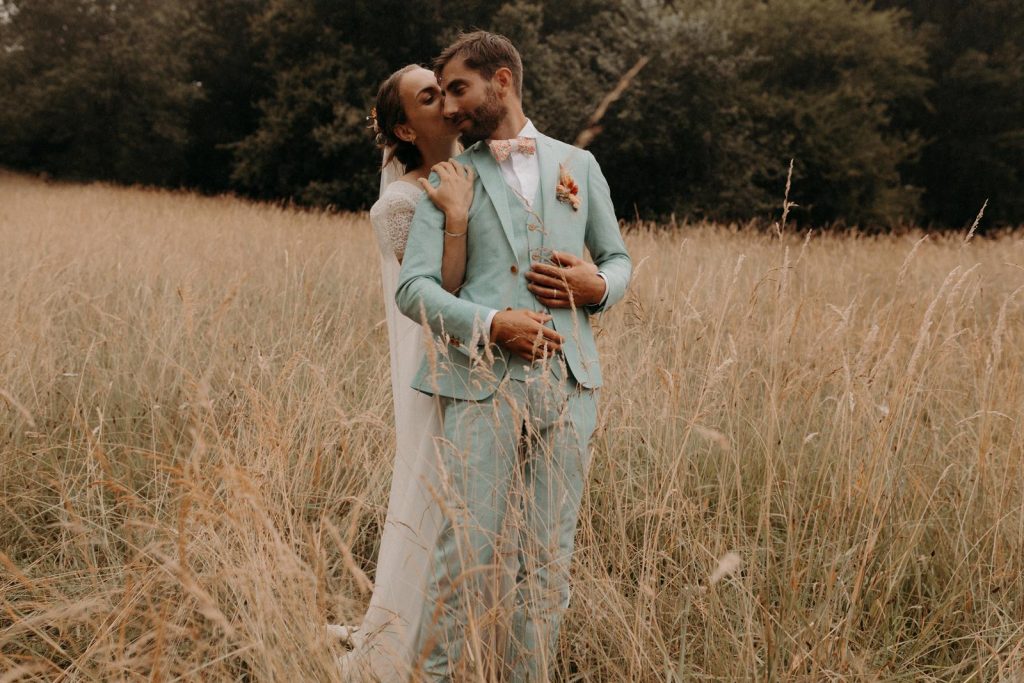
[
  {"xmin": 367, "ymin": 106, "xmax": 381, "ymax": 136},
  {"xmin": 555, "ymin": 163, "xmax": 581, "ymax": 211}
]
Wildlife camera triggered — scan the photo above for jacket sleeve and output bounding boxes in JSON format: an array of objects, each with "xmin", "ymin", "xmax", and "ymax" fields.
[
  {"xmin": 583, "ymin": 151, "xmax": 632, "ymax": 314},
  {"xmin": 395, "ymin": 172, "xmax": 494, "ymax": 347}
]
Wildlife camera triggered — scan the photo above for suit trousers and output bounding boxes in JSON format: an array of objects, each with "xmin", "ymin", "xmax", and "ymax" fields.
[{"xmin": 413, "ymin": 357, "xmax": 598, "ymax": 682}]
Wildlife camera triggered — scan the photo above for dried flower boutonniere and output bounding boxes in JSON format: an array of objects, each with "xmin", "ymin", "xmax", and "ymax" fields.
[{"xmin": 555, "ymin": 163, "xmax": 581, "ymax": 211}]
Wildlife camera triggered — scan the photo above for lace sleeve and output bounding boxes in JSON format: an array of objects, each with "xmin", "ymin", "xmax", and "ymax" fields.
[{"xmin": 370, "ymin": 186, "xmax": 421, "ymax": 262}]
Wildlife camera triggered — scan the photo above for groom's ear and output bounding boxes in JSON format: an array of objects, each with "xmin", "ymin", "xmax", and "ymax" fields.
[{"xmin": 493, "ymin": 67, "xmax": 516, "ymax": 98}]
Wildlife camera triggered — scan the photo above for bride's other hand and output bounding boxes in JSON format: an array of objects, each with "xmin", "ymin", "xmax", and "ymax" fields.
[{"xmin": 419, "ymin": 160, "xmax": 474, "ymax": 227}]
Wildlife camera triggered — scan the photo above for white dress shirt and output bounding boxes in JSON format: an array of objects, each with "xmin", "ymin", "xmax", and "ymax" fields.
[
  {"xmin": 495, "ymin": 119, "xmax": 542, "ymax": 208},
  {"xmin": 481, "ymin": 120, "xmax": 608, "ymax": 342}
]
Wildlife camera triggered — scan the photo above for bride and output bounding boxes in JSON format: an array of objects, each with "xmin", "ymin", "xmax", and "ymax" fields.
[{"xmin": 331, "ymin": 64, "xmax": 515, "ymax": 682}]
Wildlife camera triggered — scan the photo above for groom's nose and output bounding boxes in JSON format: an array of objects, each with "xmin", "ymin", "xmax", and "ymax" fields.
[{"xmin": 442, "ymin": 95, "xmax": 459, "ymax": 120}]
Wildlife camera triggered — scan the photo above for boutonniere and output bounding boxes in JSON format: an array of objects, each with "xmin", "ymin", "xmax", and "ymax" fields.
[{"xmin": 555, "ymin": 163, "xmax": 581, "ymax": 211}]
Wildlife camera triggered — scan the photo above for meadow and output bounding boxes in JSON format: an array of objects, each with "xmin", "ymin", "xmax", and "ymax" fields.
[{"xmin": 1, "ymin": 171, "xmax": 1022, "ymax": 681}]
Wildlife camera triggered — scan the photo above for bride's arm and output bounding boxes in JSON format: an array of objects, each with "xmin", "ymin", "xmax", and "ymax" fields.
[
  {"xmin": 439, "ymin": 213, "xmax": 468, "ymax": 294},
  {"xmin": 419, "ymin": 160, "xmax": 475, "ymax": 294}
]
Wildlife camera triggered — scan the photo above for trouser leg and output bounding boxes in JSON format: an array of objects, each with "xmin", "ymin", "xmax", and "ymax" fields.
[
  {"xmin": 507, "ymin": 373, "xmax": 598, "ymax": 682},
  {"xmin": 414, "ymin": 384, "xmax": 524, "ymax": 681}
]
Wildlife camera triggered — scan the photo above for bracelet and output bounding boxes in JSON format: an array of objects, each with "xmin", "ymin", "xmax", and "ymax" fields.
[{"xmin": 443, "ymin": 230, "xmax": 467, "ymax": 238}]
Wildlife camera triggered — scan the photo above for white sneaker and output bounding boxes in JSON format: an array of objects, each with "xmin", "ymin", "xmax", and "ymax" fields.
[
  {"xmin": 325, "ymin": 623, "xmax": 359, "ymax": 647},
  {"xmin": 336, "ymin": 649, "xmax": 369, "ymax": 680}
]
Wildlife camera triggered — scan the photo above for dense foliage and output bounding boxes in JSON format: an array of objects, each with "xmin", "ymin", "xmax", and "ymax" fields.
[{"xmin": 1, "ymin": 0, "xmax": 1020, "ymax": 228}]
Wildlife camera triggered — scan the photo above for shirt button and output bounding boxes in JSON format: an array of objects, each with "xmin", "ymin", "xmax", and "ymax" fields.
[{"xmin": 510, "ymin": 265, "xmax": 518, "ymax": 274}]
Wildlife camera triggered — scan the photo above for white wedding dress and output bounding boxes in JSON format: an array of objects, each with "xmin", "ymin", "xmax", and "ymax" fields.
[{"xmin": 334, "ymin": 160, "xmax": 518, "ymax": 681}]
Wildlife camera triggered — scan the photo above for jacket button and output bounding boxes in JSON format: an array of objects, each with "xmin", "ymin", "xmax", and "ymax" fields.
[{"xmin": 510, "ymin": 265, "xmax": 518, "ymax": 274}]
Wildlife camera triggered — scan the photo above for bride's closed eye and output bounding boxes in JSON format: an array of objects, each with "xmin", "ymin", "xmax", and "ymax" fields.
[{"xmin": 418, "ymin": 85, "xmax": 442, "ymax": 106}]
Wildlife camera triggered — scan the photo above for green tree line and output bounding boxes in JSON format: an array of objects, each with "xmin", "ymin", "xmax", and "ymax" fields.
[{"xmin": 1, "ymin": 0, "xmax": 1020, "ymax": 229}]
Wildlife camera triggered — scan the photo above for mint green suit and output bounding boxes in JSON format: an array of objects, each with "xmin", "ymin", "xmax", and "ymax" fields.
[{"xmin": 396, "ymin": 132, "xmax": 631, "ymax": 681}]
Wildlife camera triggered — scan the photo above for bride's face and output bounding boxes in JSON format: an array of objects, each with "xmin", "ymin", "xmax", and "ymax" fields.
[{"xmin": 397, "ymin": 67, "xmax": 458, "ymax": 147}]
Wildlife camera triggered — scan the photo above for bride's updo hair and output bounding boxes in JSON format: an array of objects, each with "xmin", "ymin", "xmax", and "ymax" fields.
[{"xmin": 372, "ymin": 64, "xmax": 422, "ymax": 171}]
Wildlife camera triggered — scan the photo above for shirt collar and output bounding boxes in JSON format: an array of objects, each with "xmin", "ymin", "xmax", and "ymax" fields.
[
  {"xmin": 487, "ymin": 118, "xmax": 539, "ymax": 143},
  {"xmin": 516, "ymin": 119, "xmax": 539, "ymax": 139}
]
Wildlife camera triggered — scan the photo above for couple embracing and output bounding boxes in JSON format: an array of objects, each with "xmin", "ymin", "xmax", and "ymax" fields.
[{"xmin": 334, "ymin": 30, "xmax": 632, "ymax": 681}]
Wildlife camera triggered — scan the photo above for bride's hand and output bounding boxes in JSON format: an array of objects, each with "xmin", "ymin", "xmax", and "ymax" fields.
[{"xmin": 419, "ymin": 160, "xmax": 474, "ymax": 227}]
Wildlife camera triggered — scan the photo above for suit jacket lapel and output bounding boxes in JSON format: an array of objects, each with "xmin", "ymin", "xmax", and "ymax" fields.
[
  {"xmin": 473, "ymin": 144, "xmax": 518, "ymax": 257},
  {"xmin": 536, "ymin": 134, "xmax": 560, "ymax": 232}
]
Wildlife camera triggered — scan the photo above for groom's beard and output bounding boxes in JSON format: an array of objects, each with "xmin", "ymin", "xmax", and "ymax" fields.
[{"xmin": 457, "ymin": 85, "xmax": 507, "ymax": 145}]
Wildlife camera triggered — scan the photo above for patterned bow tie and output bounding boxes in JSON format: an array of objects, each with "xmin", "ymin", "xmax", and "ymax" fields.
[{"xmin": 488, "ymin": 136, "xmax": 536, "ymax": 163}]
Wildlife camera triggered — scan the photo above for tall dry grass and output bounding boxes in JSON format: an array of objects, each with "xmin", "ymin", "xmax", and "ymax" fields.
[{"xmin": 1, "ymin": 171, "xmax": 1022, "ymax": 681}]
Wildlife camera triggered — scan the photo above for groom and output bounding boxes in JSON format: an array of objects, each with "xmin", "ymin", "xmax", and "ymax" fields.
[{"xmin": 396, "ymin": 30, "xmax": 631, "ymax": 681}]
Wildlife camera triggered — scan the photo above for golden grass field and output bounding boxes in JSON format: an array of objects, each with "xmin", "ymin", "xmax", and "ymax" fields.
[{"xmin": 1, "ymin": 171, "xmax": 1023, "ymax": 681}]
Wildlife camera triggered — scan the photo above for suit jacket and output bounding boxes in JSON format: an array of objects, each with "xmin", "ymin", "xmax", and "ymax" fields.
[{"xmin": 395, "ymin": 131, "xmax": 632, "ymax": 400}]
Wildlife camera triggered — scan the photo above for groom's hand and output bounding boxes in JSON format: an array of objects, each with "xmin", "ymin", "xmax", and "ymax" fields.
[
  {"xmin": 490, "ymin": 309, "xmax": 563, "ymax": 362},
  {"xmin": 526, "ymin": 251, "xmax": 605, "ymax": 309}
]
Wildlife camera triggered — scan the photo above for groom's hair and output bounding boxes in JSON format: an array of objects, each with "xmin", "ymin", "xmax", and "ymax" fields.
[{"xmin": 434, "ymin": 30, "xmax": 523, "ymax": 99}]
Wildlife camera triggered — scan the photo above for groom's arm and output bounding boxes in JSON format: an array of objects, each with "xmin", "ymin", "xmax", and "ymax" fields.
[
  {"xmin": 395, "ymin": 175, "xmax": 496, "ymax": 348},
  {"xmin": 583, "ymin": 151, "xmax": 631, "ymax": 314}
]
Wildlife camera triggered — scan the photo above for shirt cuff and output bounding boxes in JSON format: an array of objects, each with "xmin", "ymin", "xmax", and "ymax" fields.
[
  {"xmin": 596, "ymin": 272, "xmax": 609, "ymax": 307},
  {"xmin": 482, "ymin": 308, "xmax": 499, "ymax": 344}
]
